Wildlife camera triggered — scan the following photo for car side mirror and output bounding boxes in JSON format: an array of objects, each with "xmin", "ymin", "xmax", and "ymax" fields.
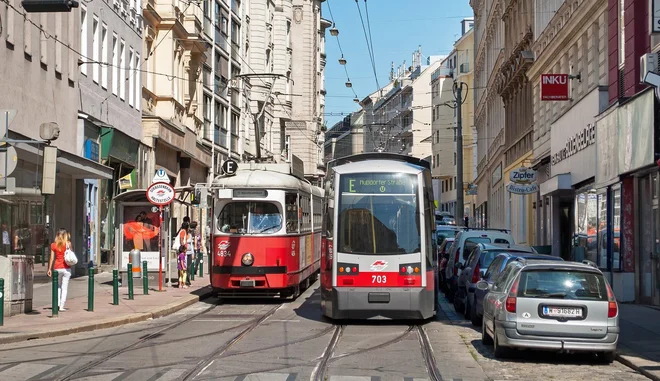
[{"xmin": 476, "ymin": 280, "xmax": 490, "ymax": 291}]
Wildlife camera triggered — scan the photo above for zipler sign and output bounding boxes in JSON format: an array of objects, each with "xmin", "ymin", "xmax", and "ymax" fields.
[
  {"xmin": 540, "ymin": 74, "xmax": 570, "ymax": 101},
  {"xmin": 551, "ymin": 123, "xmax": 596, "ymax": 166},
  {"xmin": 507, "ymin": 167, "xmax": 538, "ymax": 194}
]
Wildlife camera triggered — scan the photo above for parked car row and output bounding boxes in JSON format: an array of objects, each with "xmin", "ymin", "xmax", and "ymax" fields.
[{"xmin": 436, "ymin": 227, "xmax": 619, "ymax": 363}]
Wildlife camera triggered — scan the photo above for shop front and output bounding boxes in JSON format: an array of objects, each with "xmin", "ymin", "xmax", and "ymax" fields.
[
  {"xmin": 596, "ymin": 88, "xmax": 656, "ymax": 303},
  {"xmin": 503, "ymin": 152, "xmax": 535, "ymax": 245},
  {"xmin": 539, "ymin": 87, "xmax": 605, "ymax": 260}
]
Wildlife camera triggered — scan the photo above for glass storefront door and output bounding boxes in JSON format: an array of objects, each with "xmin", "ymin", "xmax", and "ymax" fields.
[{"xmin": 639, "ymin": 174, "xmax": 659, "ymax": 305}]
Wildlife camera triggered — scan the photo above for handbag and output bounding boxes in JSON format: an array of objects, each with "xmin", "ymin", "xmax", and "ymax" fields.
[
  {"xmin": 64, "ymin": 242, "xmax": 78, "ymax": 266},
  {"xmin": 172, "ymin": 230, "xmax": 182, "ymax": 250}
]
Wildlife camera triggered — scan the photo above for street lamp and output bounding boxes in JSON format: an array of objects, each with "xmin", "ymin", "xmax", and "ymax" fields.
[
  {"xmin": 330, "ymin": 24, "xmax": 339, "ymax": 36},
  {"xmin": 339, "ymin": 55, "xmax": 347, "ymax": 65}
]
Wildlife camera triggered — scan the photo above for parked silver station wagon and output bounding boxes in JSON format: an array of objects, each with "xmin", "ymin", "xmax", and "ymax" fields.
[{"xmin": 477, "ymin": 259, "xmax": 619, "ymax": 362}]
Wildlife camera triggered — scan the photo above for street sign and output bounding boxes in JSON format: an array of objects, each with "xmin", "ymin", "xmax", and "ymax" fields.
[
  {"xmin": 152, "ymin": 168, "xmax": 170, "ymax": 184},
  {"xmin": 540, "ymin": 74, "xmax": 569, "ymax": 101},
  {"xmin": 146, "ymin": 182, "xmax": 175, "ymax": 206},
  {"xmin": 221, "ymin": 159, "xmax": 238, "ymax": 175},
  {"xmin": 509, "ymin": 167, "xmax": 537, "ymax": 184},
  {"xmin": 0, "ymin": 145, "xmax": 17, "ymax": 178},
  {"xmin": 506, "ymin": 182, "xmax": 539, "ymax": 195}
]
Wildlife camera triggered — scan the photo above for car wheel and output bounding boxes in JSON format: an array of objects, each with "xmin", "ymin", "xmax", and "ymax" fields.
[
  {"xmin": 464, "ymin": 298, "xmax": 472, "ymax": 319},
  {"xmin": 493, "ymin": 327, "xmax": 509, "ymax": 359},
  {"xmin": 481, "ymin": 317, "xmax": 493, "ymax": 345}
]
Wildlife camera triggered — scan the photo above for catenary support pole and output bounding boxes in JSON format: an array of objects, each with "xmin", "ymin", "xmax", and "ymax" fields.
[
  {"xmin": 127, "ymin": 263, "xmax": 134, "ymax": 300},
  {"xmin": 454, "ymin": 82, "xmax": 465, "ymax": 226},
  {"xmin": 0, "ymin": 278, "xmax": 4, "ymax": 325},
  {"xmin": 143, "ymin": 260, "xmax": 149, "ymax": 295}
]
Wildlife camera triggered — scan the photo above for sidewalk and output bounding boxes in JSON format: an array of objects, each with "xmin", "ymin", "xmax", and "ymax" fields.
[
  {"xmin": 617, "ymin": 303, "xmax": 660, "ymax": 381},
  {"xmin": 0, "ymin": 270, "xmax": 212, "ymax": 345}
]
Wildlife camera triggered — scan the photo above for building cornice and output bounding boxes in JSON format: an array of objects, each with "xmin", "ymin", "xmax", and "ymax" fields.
[{"xmin": 497, "ymin": 27, "xmax": 533, "ymax": 100}]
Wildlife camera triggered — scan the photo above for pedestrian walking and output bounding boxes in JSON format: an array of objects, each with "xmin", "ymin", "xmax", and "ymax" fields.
[
  {"xmin": 177, "ymin": 244, "xmax": 188, "ymax": 288},
  {"xmin": 185, "ymin": 222, "xmax": 195, "ymax": 286},
  {"xmin": 47, "ymin": 229, "xmax": 72, "ymax": 311}
]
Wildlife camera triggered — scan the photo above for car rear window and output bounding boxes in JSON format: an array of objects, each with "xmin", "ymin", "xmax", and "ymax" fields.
[
  {"xmin": 517, "ymin": 270, "xmax": 608, "ymax": 301},
  {"xmin": 480, "ymin": 250, "xmax": 501, "ymax": 268}
]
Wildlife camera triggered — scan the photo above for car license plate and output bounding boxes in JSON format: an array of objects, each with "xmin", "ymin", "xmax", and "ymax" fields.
[
  {"xmin": 240, "ymin": 279, "xmax": 255, "ymax": 287},
  {"xmin": 542, "ymin": 306, "xmax": 582, "ymax": 318}
]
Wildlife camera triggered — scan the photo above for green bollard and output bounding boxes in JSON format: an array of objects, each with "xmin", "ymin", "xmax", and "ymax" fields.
[
  {"xmin": 142, "ymin": 261, "xmax": 148, "ymax": 295},
  {"xmin": 52, "ymin": 271, "xmax": 59, "ymax": 317},
  {"xmin": 188, "ymin": 254, "xmax": 194, "ymax": 281},
  {"xmin": 113, "ymin": 269, "xmax": 119, "ymax": 305},
  {"xmin": 0, "ymin": 278, "xmax": 4, "ymax": 326},
  {"xmin": 88, "ymin": 267, "xmax": 94, "ymax": 311},
  {"xmin": 198, "ymin": 252, "xmax": 203, "ymax": 277},
  {"xmin": 127, "ymin": 263, "xmax": 134, "ymax": 300}
]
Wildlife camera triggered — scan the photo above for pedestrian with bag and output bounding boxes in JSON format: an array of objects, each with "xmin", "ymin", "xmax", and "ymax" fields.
[{"xmin": 47, "ymin": 229, "xmax": 77, "ymax": 311}]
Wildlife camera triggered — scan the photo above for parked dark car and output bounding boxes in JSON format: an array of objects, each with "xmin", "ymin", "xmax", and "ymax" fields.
[{"xmin": 472, "ymin": 251, "xmax": 564, "ymax": 326}]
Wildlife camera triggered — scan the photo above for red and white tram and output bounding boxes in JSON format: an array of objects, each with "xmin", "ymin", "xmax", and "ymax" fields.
[
  {"xmin": 321, "ymin": 153, "xmax": 438, "ymax": 320},
  {"xmin": 210, "ymin": 161, "xmax": 323, "ymax": 299}
]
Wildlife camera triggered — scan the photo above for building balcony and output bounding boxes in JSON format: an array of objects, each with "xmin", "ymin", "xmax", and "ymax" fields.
[
  {"xmin": 431, "ymin": 66, "xmax": 454, "ymax": 81},
  {"xmin": 215, "ymin": 76, "xmax": 228, "ymax": 98}
]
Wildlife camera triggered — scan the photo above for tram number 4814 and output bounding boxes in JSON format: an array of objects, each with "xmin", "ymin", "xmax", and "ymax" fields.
[{"xmin": 372, "ymin": 275, "xmax": 387, "ymax": 284}]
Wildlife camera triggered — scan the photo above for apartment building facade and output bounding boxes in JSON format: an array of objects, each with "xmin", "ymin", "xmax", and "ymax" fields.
[
  {"xmin": 79, "ymin": 0, "xmax": 146, "ymax": 267},
  {"xmin": 471, "ymin": 0, "xmax": 506, "ymax": 229},
  {"xmin": 0, "ymin": 0, "xmax": 114, "ymax": 281},
  {"xmin": 431, "ymin": 20, "xmax": 476, "ymax": 220},
  {"xmin": 323, "ymin": 111, "xmax": 364, "ymax": 162}
]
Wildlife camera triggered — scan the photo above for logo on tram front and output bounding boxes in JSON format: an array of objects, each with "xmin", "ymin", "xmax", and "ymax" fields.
[
  {"xmin": 370, "ymin": 260, "xmax": 388, "ymax": 271},
  {"xmin": 217, "ymin": 240, "xmax": 231, "ymax": 257}
]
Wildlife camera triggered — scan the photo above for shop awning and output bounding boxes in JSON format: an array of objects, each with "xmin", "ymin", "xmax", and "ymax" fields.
[
  {"xmin": 540, "ymin": 173, "xmax": 572, "ymax": 196},
  {"xmin": 13, "ymin": 142, "xmax": 114, "ymax": 180}
]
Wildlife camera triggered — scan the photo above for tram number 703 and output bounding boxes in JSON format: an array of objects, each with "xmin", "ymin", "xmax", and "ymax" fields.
[{"xmin": 371, "ymin": 275, "xmax": 387, "ymax": 284}]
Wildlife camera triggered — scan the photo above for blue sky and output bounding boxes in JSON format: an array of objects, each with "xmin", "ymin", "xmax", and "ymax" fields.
[{"xmin": 321, "ymin": 0, "xmax": 474, "ymax": 128}]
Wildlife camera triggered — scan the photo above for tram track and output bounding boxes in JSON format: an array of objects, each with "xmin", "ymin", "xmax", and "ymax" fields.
[
  {"xmin": 312, "ymin": 323, "xmax": 442, "ymax": 381},
  {"xmin": 180, "ymin": 303, "xmax": 283, "ymax": 380}
]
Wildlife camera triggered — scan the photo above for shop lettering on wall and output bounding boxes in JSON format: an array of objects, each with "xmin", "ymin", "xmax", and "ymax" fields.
[{"xmin": 551, "ymin": 123, "xmax": 596, "ymax": 166}]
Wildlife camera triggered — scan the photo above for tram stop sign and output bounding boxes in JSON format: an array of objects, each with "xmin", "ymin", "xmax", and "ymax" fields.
[{"xmin": 221, "ymin": 159, "xmax": 238, "ymax": 175}]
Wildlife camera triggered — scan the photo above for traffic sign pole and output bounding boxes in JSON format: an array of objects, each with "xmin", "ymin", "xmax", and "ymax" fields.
[
  {"xmin": 146, "ymin": 176, "xmax": 175, "ymax": 293},
  {"xmin": 158, "ymin": 205, "xmax": 163, "ymax": 292}
]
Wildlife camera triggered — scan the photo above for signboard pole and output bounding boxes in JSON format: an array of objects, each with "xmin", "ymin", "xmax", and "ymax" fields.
[{"xmin": 158, "ymin": 205, "xmax": 163, "ymax": 292}]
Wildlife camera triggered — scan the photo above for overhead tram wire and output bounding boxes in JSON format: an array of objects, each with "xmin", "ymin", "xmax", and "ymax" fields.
[
  {"xmin": 355, "ymin": 0, "xmax": 379, "ymax": 91},
  {"xmin": 360, "ymin": 0, "xmax": 379, "ymax": 90},
  {"xmin": 325, "ymin": 0, "xmax": 360, "ymax": 100}
]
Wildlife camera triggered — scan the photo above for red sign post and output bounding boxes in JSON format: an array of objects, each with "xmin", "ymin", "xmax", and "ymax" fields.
[
  {"xmin": 146, "ymin": 182, "xmax": 175, "ymax": 291},
  {"xmin": 540, "ymin": 74, "xmax": 570, "ymax": 101}
]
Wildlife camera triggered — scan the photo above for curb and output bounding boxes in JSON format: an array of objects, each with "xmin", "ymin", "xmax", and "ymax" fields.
[
  {"xmin": 0, "ymin": 286, "xmax": 214, "ymax": 345},
  {"xmin": 616, "ymin": 353, "xmax": 660, "ymax": 381}
]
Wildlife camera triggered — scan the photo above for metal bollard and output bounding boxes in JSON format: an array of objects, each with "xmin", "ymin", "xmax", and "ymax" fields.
[
  {"xmin": 127, "ymin": 263, "xmax": 134, "ymax": 300},
  {"xmin": 88, "ymin": 268, "xmax": 94, "ymax": 311},
  {"xmin": 142, "ymin": 261, "xmax": 148, "ymax": 295},
  {"xmin": 187, "ymin": 255, "xmax": 193, "ymax": 283},
  {"xmin": 112, "ymin": 269, "xmax": 119, "ymax": 305},
  {"xmin": 52, "ymin": 271, "xmax": 59, "ymax": 317},
  {"xmin": 198, "ymin": 252, "xmax": 203, "ymax": 277},
  {"xmin": 0, "ymin": 278, "xmax": 4, "ymax": 326}
]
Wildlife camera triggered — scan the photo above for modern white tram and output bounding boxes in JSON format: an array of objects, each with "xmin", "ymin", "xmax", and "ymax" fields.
[{"xmin": 320, "ymin": 153, "xmax": 438, "ymax": 320}]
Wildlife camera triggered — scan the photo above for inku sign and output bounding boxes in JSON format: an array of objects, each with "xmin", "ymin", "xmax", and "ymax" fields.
[
  {"xmin": 551, "ymin": 123, "xmax": 596, "ymax": 166},
  {"xmin": 540, "ymin": 74, "xmax": 569, "ymax": 101},
  {"xmin": 146, "ymin": 182, "xmax": 175, "ymax": 206}
]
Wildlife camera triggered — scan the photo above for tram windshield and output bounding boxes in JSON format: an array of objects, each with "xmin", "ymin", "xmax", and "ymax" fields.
[
  {"xmin": 217, "ymin": 202, "xmax": 282, "ymax": 234},
  {"xmin": 337, "ymin": 173, "xmax": 421, "ymax": 255}
]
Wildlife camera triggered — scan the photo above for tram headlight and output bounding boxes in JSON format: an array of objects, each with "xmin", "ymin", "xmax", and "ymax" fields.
[{"xmin": 241, "ymin": 253, "xmax": 254, "ymax": 266}]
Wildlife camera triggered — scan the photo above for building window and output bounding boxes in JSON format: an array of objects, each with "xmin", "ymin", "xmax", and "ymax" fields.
[
  {"xmin": 81, "ymin": 8, "xmax": 88, "ymax": 76},
  {"xmin": 135, "ymin": 53, "xmax": 141, "ymax": 111},
  {"xmin": 128, "ymin": 48, "xmax": 135, "ymax": 107},
  {"xmin": 119, "ymin": 39, "xmax": 126, "ymax": 100},
  {"xmin": 222, "ymin": 17, "xmax": 228, "ymax": 35},
  {"xmin": 101, "ymin": 24, "xmax": 108, "ymax": 89},
  {"xmin": 453, "ymin": 152, "xmax": 456, "ymax": 165},
  {"xmin": 112, "ymin": 34, "xmax": 119, "ymax": 95},
  {"xmin": 618, "ymin": 0, "xmax": 625, "ymax": 68},
  {"xmin": 92, "ymin": 16, "xmax": 99, "ymax": 83}
]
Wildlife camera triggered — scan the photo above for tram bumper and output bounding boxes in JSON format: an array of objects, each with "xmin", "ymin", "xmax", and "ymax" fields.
[{"xmin": 325, "ymin": 286, "xmax": 434, "ymax": 320}]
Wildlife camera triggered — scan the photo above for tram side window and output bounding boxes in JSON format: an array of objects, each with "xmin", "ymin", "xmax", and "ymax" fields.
[
  {"xmin": 217, "ymin": 202, "xmax": 282, "ymax": 234},
  {"xmin": 313, "ymin": 197, "xmax": 322, "ymax": 229},
  {"xmin": 285, "ymin": 193, "xmax": 299, "ymax": 233},
  {"xmin": 301, "ymin": 195, "xmax": 311, "ymax": 233}
]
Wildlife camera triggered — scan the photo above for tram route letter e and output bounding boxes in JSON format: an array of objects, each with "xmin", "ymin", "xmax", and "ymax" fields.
[{"xmin": 540, "ymin": 74, "xmax": 569, "ymax": 101}]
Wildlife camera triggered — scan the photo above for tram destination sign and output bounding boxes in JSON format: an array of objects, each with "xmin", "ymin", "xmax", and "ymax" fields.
[{"xmin": 341, "ymin": 173, "xmax": 416, "ymax": 194}]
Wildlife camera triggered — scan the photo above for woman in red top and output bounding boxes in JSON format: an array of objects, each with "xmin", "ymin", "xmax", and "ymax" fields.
[{"xmin": 47, "ymin": 229, "xmax": 72, "ymax": 311}]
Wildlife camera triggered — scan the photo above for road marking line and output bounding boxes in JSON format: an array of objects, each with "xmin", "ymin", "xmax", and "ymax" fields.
[
  {"xmin": 196, "ymin": 360, "xmax": 215, "ymax": 378},
  {"xmin": 236, "ymin": 373, "xmax": 294, "ymax": 381},
  {"xmin": 0, "ymin": 363, "xmax": 57, "ymax": 380},
  {"xmin": 328, "ymin": 376, "xmax": 372, "ymax": 381},
  {"xmin": 194, "ymin": 319, "xmax": 249, "ymax": 322}
]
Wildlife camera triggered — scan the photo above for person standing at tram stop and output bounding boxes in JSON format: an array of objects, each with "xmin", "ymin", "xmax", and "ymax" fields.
[
  {"xmin": 177, "ymin": 244, "xmax": 188, "ymax": 289},
  {"xmin": 175, "ymin": 221, "xmax": 193, "ymax": 287},
  {"xmin": 47, "ymin": 229, "xmax": 72, "ymax": 311},
  {"xmin": 190, "ymin": 221, "xmax": 203, "ymax": 277}
]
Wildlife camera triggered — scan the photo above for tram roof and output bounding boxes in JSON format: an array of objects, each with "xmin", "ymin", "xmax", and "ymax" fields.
[
  {"xmin": 213, "ymin": 163, "xmax": 323, "ymax": 196},
  {"xmin": 329, "ymin": 153, "xmax": 430, "ymax": 175}
]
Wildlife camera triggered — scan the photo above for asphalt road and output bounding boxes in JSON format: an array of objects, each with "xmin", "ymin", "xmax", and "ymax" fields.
[{"xmin": 0, "ymin": 281, "xmax": 651, "ymax": 381}]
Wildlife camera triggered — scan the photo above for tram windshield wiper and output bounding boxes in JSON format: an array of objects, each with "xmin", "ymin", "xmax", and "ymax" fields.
[{"xmin": 257, "ymin": 225, "xmax": 280, "ymax": 233}]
